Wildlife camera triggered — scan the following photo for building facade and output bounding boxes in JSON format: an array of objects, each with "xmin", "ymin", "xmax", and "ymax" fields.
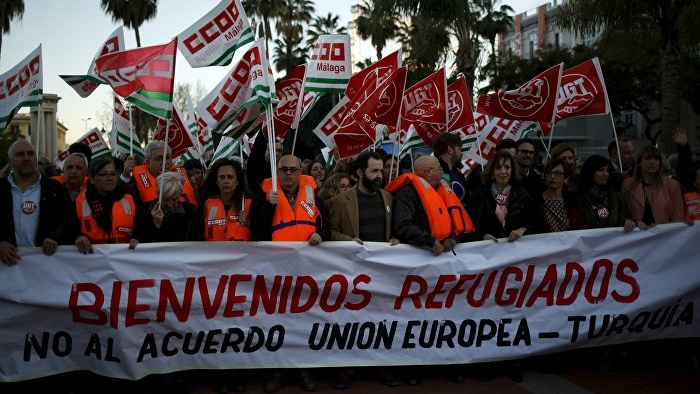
[
  {"xmin": 498, "ymin": 0, "xmax": 699, "ymax": 159},
  {"xmin": 4, "ymin": 93, "xmax": 68, "ymax": 160}
]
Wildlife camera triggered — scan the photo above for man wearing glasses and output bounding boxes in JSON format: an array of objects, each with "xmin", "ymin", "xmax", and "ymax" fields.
[
  {"xmin": 516, "ymin": 138, "xmax": 544, "ymax": 198},
  {"xmin": 252, "ymin": 155, "xmax": 330, "ymax": 245}
]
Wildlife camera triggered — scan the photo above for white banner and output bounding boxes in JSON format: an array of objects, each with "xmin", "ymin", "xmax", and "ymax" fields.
[
  {"xmin": 1, "ymin": 224, "xmax": 699, "ymax": 382},
  {"xmin": 176, "ymin": 0, "xmax": 254, "ymax": 67},
  {"xmin": 0, "ymin": 45, "xmax": 42, "ymax": 132}
]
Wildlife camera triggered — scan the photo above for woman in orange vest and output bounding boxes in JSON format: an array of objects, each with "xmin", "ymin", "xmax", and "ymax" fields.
[
  {"xmin": 192, "ymin": 158, "xmax": 252, "ymax": 241},
  {"xmin": 74, "ymin": 157, "xmax": 137, "ymax": 253}
]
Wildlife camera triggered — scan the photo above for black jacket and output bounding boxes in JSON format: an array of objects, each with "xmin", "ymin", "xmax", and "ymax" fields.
[
  {"xmin": 132, "ymin": 200, "xmax": 197, "ymax": 243},
  {"xmin": 391, "ymin": 183, "xmax": 435, "ymax": 247},
  {"xmin": 468, "ymin": 184, "xmax": 535, "ymax": 239},
  {"xmin": 0, "ymin": 175, "xmax": 79, "ymax": 246}
]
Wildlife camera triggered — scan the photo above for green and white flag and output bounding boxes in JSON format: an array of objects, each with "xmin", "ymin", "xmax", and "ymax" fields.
[
  {"xmin": 56, "ymin": 128, "xmax": 112, "ymax": 169},
  {"xmin": 211, "ymin": 135, "xmax": 241, "ymax": 164},
  {"xmin": 195, "ymin": 39, "xmax": 275, "ymax": 133},
  {"xmin": 176, "ymin": 0, "xmax": 254, "ymax": 67},
  {"xmin": 59, "ymin": 27, "xmax": 125, "ymax": 98},
  {"xmin": 110, "ymin": 95, "xmax": 145, "ymax": 160},
  {"xmin": 0, "ymin": 45, "xmax": 42, "ymax": 133},
  {"xmin": 399, "ymin": 125, "xmax": 427, "ymax": 159},
  {"xmin": 304, "ymin": 35, "xmax": 352, "ymax": 93}
]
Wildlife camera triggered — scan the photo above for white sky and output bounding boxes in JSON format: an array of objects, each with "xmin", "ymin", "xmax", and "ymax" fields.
[{"xmin": 2, "ymin": 0, "xmax": 544, "ymax": 144}]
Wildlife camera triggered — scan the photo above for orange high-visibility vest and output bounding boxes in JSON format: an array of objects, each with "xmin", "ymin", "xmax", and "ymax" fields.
[
  {"xmin": 132, "ymin": 164, "xmax": 197, "ymax": 205},
  {"xmin": 75, "ymin": 190, "xmax": 136, "ymax": 244},
  {"xmin": 203, "ymin": 198, "xmax": 252, "ymax": 241},
  {"xmin": 385, "ymin": 173, "xmax": 474, "ymax": 240},
  {"xmin": 261, "ymin": 175, "xmax": 319, "ymax": 241}
]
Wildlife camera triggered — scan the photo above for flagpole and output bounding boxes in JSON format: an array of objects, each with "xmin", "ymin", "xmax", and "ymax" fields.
[
  {"xmin": 609, "ymin": 112, "xmax": 624, "ymax": 172},
  {"xmin": 545, "ymin": 63, "xmax": 564, "ymax": 158},
  {"xmin": 128, "ymin": 103, "xmax": 134, "ymax": 157},
  {"xmin": 160, "ymin": 118, "xmax": 171, "ymax": 203},
  {"xmin": 390, "ymin": 73, "xmax": 406, "ymax": 183},
  {"xmin": 475, "ymin": 130, "xmax": 485, "ymax": 171}
]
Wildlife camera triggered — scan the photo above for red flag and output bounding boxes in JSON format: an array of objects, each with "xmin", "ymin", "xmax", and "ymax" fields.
[
  {"xmin": 345, "ymin": 50, "xmax": 401, "ymax": 100},
  {"xmin": 400, "ymin": 68, "xmax": 447, "ymax": 147},
  {"xmin": 334, "ymin": 67, "xmax": 407, "ymax": 159},
  {"xmin": 96, "ymin": 39, "xmax": 177, "ymax": 119},
  {"xmin": 447, "ymin": 76, "xmax": 476, "ymax": 135},
  {"xmin": 153, "ymin": 105, "xmax": 196, "ymax": 158},
  {"xmin": 538, "ymin": 57, "xmax": 610, "ymax": 135},
  {"xmin": 353, "ymin": 67, "xmax": 407, "ymax": 140},
  {"xmin": 477, "ymin": 63, "xmax": 562, "ymax": 122}
]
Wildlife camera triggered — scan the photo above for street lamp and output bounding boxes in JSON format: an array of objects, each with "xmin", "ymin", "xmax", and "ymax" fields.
[{"xmin": 81, "ymin": 117, "xmax": 92, "ymax": 133}]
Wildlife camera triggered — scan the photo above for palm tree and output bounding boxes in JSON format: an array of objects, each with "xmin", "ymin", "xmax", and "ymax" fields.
[
  {"xmin": 557, "ymin": 0, "xmax": 700, "ymax": 154},
  {"xmin": 100, "ymin": 0, "xmax": 157, "ymax": 48},
  {"xmin": 306, "ymin": 12, "xmax": 347, "ymax": 47},
  {"xmin": 274, "ymin": 0, "xmax": 315, "ymax": 75},
  {"xmin": 476, "ymin": 0, "xmax": 513, "ymax": 80},
  {"xmin": 272, "ymin": 35, "xmax": 308, "ymax": 74},
  {"xmin": 353, "ymin": 0, "xmax": 398, "ymax": 60},
  {"xmin": 242, "ymin": 0, "xmax": 284, "ymax": 51},
  {"xmin": 0, "ymin": 0, "xmax": 25, "ymax": 63}
]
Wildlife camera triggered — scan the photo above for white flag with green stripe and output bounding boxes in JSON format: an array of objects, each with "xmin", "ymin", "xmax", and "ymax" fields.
[
  {"xmin": 59, "ymin": 27, "xmax": 125, "ymax": 98},
  {"xmin": 0, "ymin": 45, "xmax": 42, "ymax": 133},
  {"xmin": 176, "ymin": 0, "xmax": 254, "ymax": 67},
  {"xmin": 195, "ymin": 39, "xmax": 275, "ymax": 134},
  {"xmin": 304, "ymin": 35, "xmax": 351, "ymax": 93},
  {"xmin": 399, "ymin": 125, "xmax": 427, "ymax": 159},
  {"xmin": 211, "ymin": 135, "xmax": 242, "ymax": 164},
  {"xmin": 110, "ymin": 95, "xmax": 145, "ymax": 160}
]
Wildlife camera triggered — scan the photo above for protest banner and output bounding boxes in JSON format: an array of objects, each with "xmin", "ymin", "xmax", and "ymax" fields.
[{"xmin": 1, "ymin": 224, "xmax": 698, "ymax": 381}]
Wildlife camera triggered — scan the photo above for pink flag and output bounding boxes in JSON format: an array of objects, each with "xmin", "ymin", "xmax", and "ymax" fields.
[
  {"xmin": 96, "ymin": 39, "xmax": 177, "ymax": 119},
  {"xmin": 400, "ymin": 68, "xmax": 447, "ymax": 147},
  {"xmin": 477, "ymin": 63, "xmax": 562, "ymax": 123}
]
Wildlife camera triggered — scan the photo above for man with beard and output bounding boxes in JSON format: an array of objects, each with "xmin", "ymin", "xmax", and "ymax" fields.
[
  {"xmin": 327, "ymin": 150, "xmax": 399, "ymax": 389},
  {"xmin": 516, "ymin": 138, "xmax": 544, "ymax": 198},
  {"xmin": 329, "ymin": 151, "xmax": 398, "ymax": 245},
  {"xmin": 433, "ymin": 133, "xmax": 468, "ymax": 208}
]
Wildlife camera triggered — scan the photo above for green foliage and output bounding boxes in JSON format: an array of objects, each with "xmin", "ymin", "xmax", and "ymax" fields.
[{"xmin": 100, "ymin": 0, "xmax": 158, "ymax": 47}]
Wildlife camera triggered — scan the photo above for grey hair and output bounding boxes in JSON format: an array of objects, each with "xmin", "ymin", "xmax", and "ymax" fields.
[
  {"xmin": 65, "ymin": 152, "xmax": 89, "ymax": 170},
  {"xmin": 145, "ymin": 140, "xmax": 172, "ymax": 158},
  {"xmin": 156, "ymin": 171, "xmax": 185, "ymax": 198}
]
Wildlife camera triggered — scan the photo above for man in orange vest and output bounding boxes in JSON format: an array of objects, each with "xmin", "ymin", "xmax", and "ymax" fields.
[
  {"xmin": 120, "ymin": 141, "xmax": 197, "ymax": 207},
  {"xmin": 251, "ymin": 154, "xmax": 330, "ymax": 245},
  {"xmin": 385, "ymin": 155, "xmax": 474, "ymax": 256}
]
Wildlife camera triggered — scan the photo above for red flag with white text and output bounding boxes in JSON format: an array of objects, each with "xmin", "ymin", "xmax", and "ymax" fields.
[{"xmin": 96, "ymin": 39, "xmax": 177, "ymax": 119}]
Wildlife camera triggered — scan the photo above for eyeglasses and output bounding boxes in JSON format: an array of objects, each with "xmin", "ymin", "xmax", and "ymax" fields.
[
  {"xmin": 518, "ymin": 149, "xmax": 535, "ymax": 155},
  {"xmin": 278, "ymin": 166, "xmax": 301, "ymax": 174},
  {"xmin": 545, "ymin": 171, "xmax": 566, "ymax": 178},
  {"xmin": 95, "ymin": 172, "xmax": 118, "ymax": 178},
  {"xmin": 338, "ymin": 183, "xmax": 350, "ymax": 190}
]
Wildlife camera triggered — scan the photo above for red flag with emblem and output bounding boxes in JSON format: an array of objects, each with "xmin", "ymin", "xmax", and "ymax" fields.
[
  {"xmin": 447, "ymin": 76, "xmax": 476, "ymax": 135},
  {"xmin": 400, "ymin": 68, "xmax": 447, "ymax": 147},
  {"xmin": 537, "ymin": 58, "xmax": 609, "ymax": 135},
  {"xmin": 345, "ymin": 50, "xmax": 401, "ymax": 100},
  {"xmin": 477, "ymin": 63, "xmax": 562, "ymax": 123},
  {"xmin": 334, "ymin": 67, "xmax": 407, "ymax": 159},
  {"xmin": 153, "ymin": 105, "xmax": 197, "ymax": 158}
]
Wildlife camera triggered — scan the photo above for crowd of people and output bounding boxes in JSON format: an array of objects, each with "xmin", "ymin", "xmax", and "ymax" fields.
[{"xmin": 1, "ymin": 127, "xmax": 699, "ymax": 393}]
